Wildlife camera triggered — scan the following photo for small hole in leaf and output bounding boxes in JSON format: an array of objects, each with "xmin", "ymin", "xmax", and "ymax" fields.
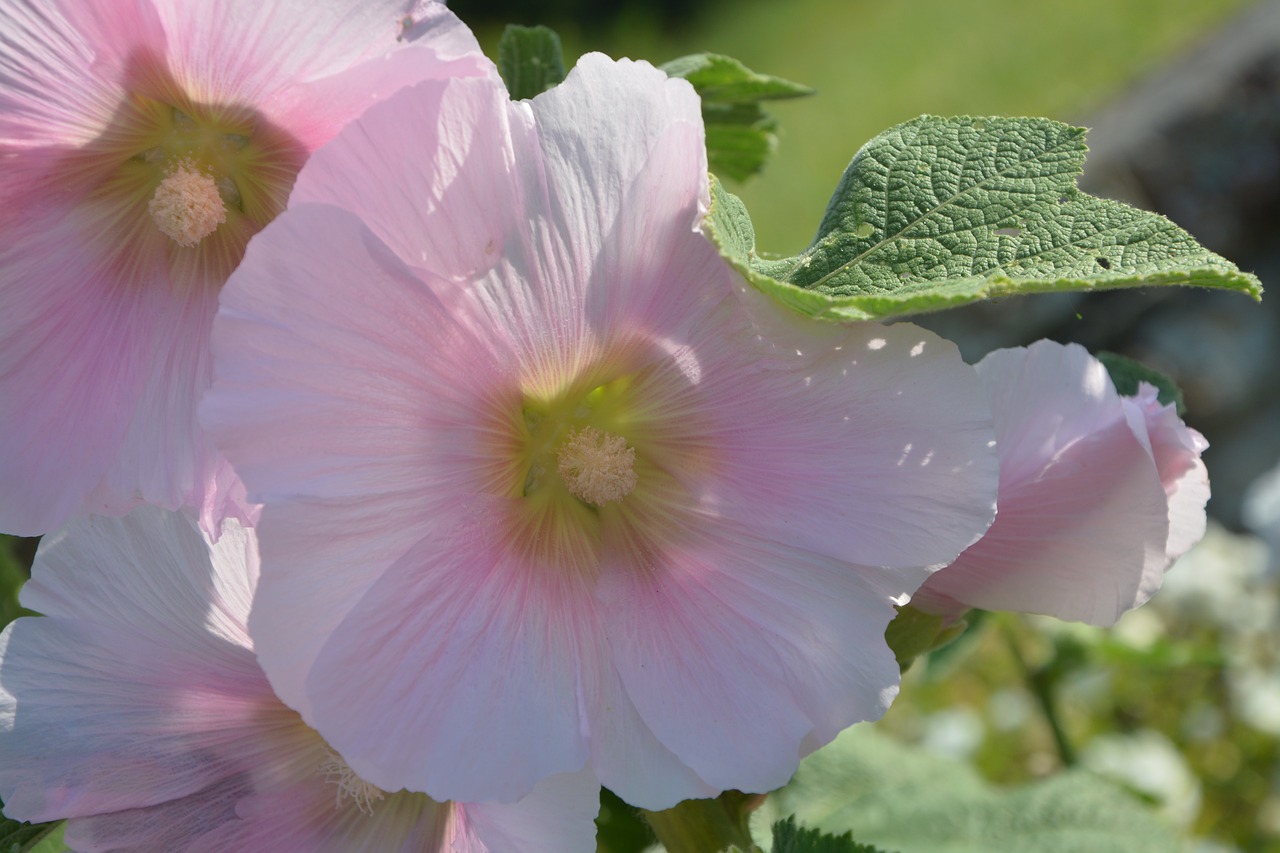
[
  {"xmin": 995, "ymin": 227, "xmax": 1021, "ymax": 237},
  {"xmin": 853, "ymin": 222, "xmax": 875, "ymax": 239},
  {"xmin": 1057, "ymin": 196, "xmax": 1070, "ymax": 205},
  {"xmin": 972, "ymin": 119, "xmax": 987, "ymax": 131},
  {"xmin": 1096, "ymin": 257, "xmax": 1112, "ymax": 270},
  {"xmin": 899, "ymin": 271, "xmax": 911, "ymax": 280}
]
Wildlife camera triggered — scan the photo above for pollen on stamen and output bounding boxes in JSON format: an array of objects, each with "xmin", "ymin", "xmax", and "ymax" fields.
[
  {"xmin": 147, "ymin": 161, "xmax": 226, "ymax": 247},
  {"xmin": 557, "ymin": 426, "xmax": 637, "ymax": 506},
  {"xmin": 317, "ymin": 748, "xmax": 387, "ymax": 815}
]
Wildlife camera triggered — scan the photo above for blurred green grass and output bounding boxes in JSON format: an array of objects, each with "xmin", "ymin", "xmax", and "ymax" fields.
[{"xmin": 469, "ymin": 0, "xmax": 1252, "ymax": 253}]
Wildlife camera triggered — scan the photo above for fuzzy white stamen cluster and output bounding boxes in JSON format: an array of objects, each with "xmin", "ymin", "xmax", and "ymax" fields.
[
  {"xmin": 147, "ymin": 161, "xmax": 226, "ymax": 247},
  {"xmin": 557, "ymin": 426, "xmax": 637, "ymax": 506},
  {"xmin": 317, "ymin": 748, "xmax": 387, "ymax": 815}
]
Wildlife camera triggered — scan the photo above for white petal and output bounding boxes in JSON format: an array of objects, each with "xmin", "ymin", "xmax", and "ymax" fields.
[{"xmin": 457, "ymin": 769, "xmax": 600, "ymax": 853}]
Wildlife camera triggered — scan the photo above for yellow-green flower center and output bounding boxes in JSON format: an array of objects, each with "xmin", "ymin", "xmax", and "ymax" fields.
[
  {"xmin": 68, "ymin": 54, "xmax": 305, "ymax": 290},
  {"xmin": 488, "ymin": 370, "xmax": 654, "ymax": 578},
  {"xmin": 488, "ymin": 344, "xmax": 719, "ymax": 580},
  {"xmin": 517, "ymin": 374, "xmax": 641, "ymax": 506},
  {"xmin": 109, "ymin": 92, "xmax": 301, "ymax": 249}
]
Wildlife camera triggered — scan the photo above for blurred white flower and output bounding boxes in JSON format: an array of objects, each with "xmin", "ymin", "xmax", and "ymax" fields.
[{"xmin": 1081, "ymin": 729, "xmax": 1201, "ymax": 828}]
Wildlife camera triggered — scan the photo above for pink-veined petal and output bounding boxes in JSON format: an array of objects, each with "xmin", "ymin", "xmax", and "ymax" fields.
[
  {"xmin": 195, "ymin": 766, "xmax": 599, "ymax": 853},
  {"xmin": 525, "ymin": 54, "xmax": 705, "ymax": 295},
  {"xmin": 203, "ymin": 203, "xmax": 514, "ymax": 720},
  {"xmin": 4, "ymin": 506, "xmax": 598, "ymax": 851},
  {"xmin": 0, "ymin": 205, "xmax": 169, "ymax": 533},
  {"xmin": 0, "ymin": 1, "xmax": 149, "ymax": 152},
  {"xmin": 1123, "ymin": 384, "xmax": 1211, "ymax": 563},
  {"xmin": 0, "ymin": 509, "xmax": 266, "ymax": 821},
  {"xmin": 18, "ymin": 507, "xmax": 255, "ymax": 645},
  {"xmin": 145, "ymin": 0, "xmax": 480, "ymax": 110},
  {"xmin": 654, "ymin": 295, "xmax": 999, "ymax": 571},
  {"xmin": 1162, "ymin": 450, "xmax": 1210, "ymax": 562},
  {"xmin": 919, "ymin": 414, "xmax": 1169, "ymax": 624},
  {"xmin": 277, "ymin": 34, "xmax": 495, "ymax": 156},
  {"xmin": 291, "ymin": 75, "xmax": 520, "ymax": 283},
  {"xmin": 578, "ymin": 638, "xmax": 720, "ymax": 809},
  {"xmin": 88, "ymin": 277, "xmax": 223, "ymax": 517},
  {"xmin": 916, "ymin": 342, "xmax": 1181, "ymax": 625},
  {"xmin": 297, "ymin": 496, "xmax": 592, "ymax": 803},
  {"xmin": 188, "ymin": 775, "xmax": 453, "ymax": 853},
  {"xmin": 600, "ymin": 511, "xmax": 910, "ymax": 798},
  {"xmin": 62, "ymin": 775, "xmax": 256, "ymax": 853},
  {"xmin": 0, "ymin": 617, "xmax": 269, "ymax": 823},
  {"xmin": 455, "ymin": 769, "xmax": 600, "ymax": 853}
]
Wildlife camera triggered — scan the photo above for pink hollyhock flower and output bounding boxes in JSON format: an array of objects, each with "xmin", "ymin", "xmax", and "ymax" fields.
[
  {"xmin": 0, "ymin": 0, "xmax": 492, "ymax": 536},
  {"xmin": 0, "ymin": 507, "xmax": 600, "ymax": 852},
  {"xmin": 200, "ymin": 55, "xmax": 1001, "ymax": 809},
  {"xmin": 913, "ymin": 340, "xmax": 1210, "ymax": 626}
]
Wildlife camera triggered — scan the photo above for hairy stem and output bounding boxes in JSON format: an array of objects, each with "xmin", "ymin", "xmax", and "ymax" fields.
[{"xmin": 1002, "ymin": 619, "xmax": 1077, "ymax": 767}]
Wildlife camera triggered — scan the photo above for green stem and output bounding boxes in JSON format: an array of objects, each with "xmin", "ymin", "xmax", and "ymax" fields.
[
  {"xmin": 641, "ymin": 793, "xmax": 761, "ymax": 853},
  {"xmin": 1001, "ymin": 619, "xmax": 1077, "ymax": 767}
]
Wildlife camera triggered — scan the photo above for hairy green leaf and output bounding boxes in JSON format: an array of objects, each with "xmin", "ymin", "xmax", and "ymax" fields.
[
  {"xmin": 663, "ymin": 54, "xmax": 812, "ymax": 182},
  {"xmin": 0, "ymin": 536, "xmax": 35, "ymax": 633},
  {"xmin": 497, "ymin": 25, "xmax": 566, "ymax": 100},
  {"xmin": 596, "ymin": 788, "xmax": 651, "ymax": 853},
  {"xmin": 706, "ymin": 116, "xmax": 1262, "ymax": 320},
  {"xmin": 772, "ymin": 816, "xmax": 894, "ymax": 853},
  {"xmin": 0, "ymin": 814, "xmax": 66, "ymax": 853},
  {"xmin": 1096, "ymin": 352, "xmax": 1185, "ymax": 414},
  {"xmin": 21, "ymin": 825, "xmax": 65, "ymax": 853},
  {"xmin": 660, "ymin": 54, "xmax": 813, "ymax": 103},
  {"xmin": 752, "ymin": 727, "xmax": 1185, "ymax": 853}
]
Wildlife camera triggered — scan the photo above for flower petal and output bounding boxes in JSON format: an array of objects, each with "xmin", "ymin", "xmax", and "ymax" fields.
[
  {"xmin": 600, "ymin": 513, "xmax": 909, "ymax": 798},
  {"xmin": 580, "ymin": 651, "xmax": 719, "ymax": 809},
  {"xmin": 204, "ymin": 203, "xmax": 514, "ymax": 720},
  {"xmin": 201, "ymin": 769, "xmax": 600, "ymax": 853},
  {"xmin": 297, "ymin": 496, "xmax": 592, "ymax": 804},
  {"xmin": 1163, "ymin": 453, "xmax": 1209, "ymax": 562},
  {"xmin": 0, "ymin": 0, "xmax": 149, "ymax": 153},
  {"xmin": 661, "ymin": 298, "xmax": 1000, "ymax": 571},
  {"xmin": 19, "ymin": 507, "xmax": 255, "ymax": 644},
  {"xmin": 0, "ymin": 509, "xmax": 266, "ymax": 822},
  {"xmin": 0, "ymin": 211, "xmax": 155, "ymax": 532},
  {"xmin": 2, "ymin": 0, "xmax": 490, "ymax": 535},
  {"xmin": 188, "ymin": 784, "xmax": 452, "ymax": 853},
  {"xmin": 1123, "ymin": 385, "xmax": 1210, "ymax": 563},
  {"xmin": 455, "ymin": 769, "xmax": 600, "ymax": 853},
  {"xmin": 62, "ymin": 775, "xmax": 255, "ymax": 853},
  {"xmin": 290, "ymin": 75, "xmax": 519, "ymax": 284},
  {"xmin": 527, "ymin": 53, "xmax": 705, "ymax": 291},
  {"xmin": 276, "ymin": 28, "xmax": 494, "ymax": 156},
  {"xmin": 208, "ymin": 50, "xmax": 1002, "ymax": 809},
  {"xmin": 91, "ymin": 280, "xmax": 225, "ymax": 517},
  {"xmin": 146, "ymin": 0, "xmax": 482, "ymax": 111},
  {"xmin": 917, "ymin": 342, "xmax": 1174, "ymax": 625}
]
